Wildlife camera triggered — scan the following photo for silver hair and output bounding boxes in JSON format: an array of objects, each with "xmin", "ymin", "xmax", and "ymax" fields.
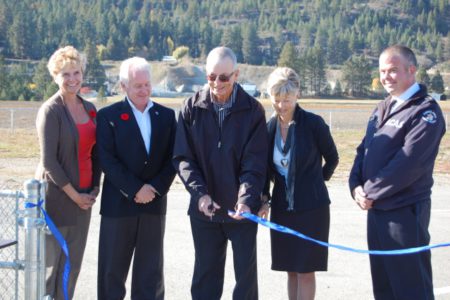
[
  {"xmin": 266, "ymin": 67, "xmax": 301, "ymax": 97},
  {"xmin": 119, "ymin": 57, "xmax": 151, "ymax": 85},
  {"xmin": 206, "ymin": 47, "xmax": 237, "ymax": 72}
]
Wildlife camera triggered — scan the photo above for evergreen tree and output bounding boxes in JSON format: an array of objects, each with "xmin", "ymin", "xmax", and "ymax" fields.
[
  {"xmin": 430, "ymin": 70, "xmax": 445, "ymax": 94},
  {"xmin": 84, "ymin": 43, "xmax": 107, "ymax": 91},
  {"xmin": 333, "ymin": 80, "xmax": 343, "ymax": 97},
  {"xmin": 31, "ymin": 59, "xmax": 53, "ymax": 100},
  {"xmin": 242, "ymin": 23, "xmax": 260, "ymax": 65},
  {"xmin": 342, "ymin": 55, "xmax": 373, "ymax": 97},
  {"xmin": 277, "ymin": 42, "xmax": 297, "ymax": 71},
  {"xmin": 8, "ymin": 9, "xmax": 35, "ymax": 58},
  {"xmin": 416, "ymin": 67, "xmax": 430, "ymax": 87},
  {"xmin": 173, "ymin": 46, "xmax": 189, "ymax": 60},
  {"xmin": 221, "ymin": 26, "xmax": 242, "ymax": 62},
  {"xmin": 297, "ymin": 47, "xmax": 327, "ymax": 96}
]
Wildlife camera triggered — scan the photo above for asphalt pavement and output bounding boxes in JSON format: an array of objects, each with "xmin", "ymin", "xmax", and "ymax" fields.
[{"xmin": 74, "ymin": 179, "xmax": 450, "ymax": 299}]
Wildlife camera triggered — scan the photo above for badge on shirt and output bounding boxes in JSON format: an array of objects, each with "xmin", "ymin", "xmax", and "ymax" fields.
[{"xmin": 421, "ymin": 110, "xmax": 437, "ymax": 124}]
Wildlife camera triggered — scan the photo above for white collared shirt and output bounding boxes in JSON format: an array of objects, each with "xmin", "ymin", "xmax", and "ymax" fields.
[
  {"xmin": 127, "ymin": 97, "xmax": 153, "ymax": 154},
  {"xmin": 391, "ymin": 82, "xmax": 420, "ymax": 112}
]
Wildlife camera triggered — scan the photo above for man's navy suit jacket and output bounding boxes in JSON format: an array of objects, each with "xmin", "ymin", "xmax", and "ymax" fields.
[{"xmin": 96, "ymin": 98, "xmax": 177, "ymax": 217}]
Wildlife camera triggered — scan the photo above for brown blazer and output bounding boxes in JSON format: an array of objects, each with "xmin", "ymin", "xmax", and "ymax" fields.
[{"xmin": 35, "ymin": 92, "xmax": 101, "ymax": 226}]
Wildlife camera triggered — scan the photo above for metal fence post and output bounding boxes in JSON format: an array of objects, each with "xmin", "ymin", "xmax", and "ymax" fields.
[
  {"xmin": 19, "ymin": 179, "xmax": 46, "ymax": 300},
  {"xmin": 10, "ymin": 109, "xmax": 14, "ymax": 133}
]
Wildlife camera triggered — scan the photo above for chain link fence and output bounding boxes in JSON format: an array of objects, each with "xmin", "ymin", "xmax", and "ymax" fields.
[
  {"xmin": 0, "ymin": 180, "xmax": 47, "ymax": 300},
  {"xmin": 0, "ymin": 180, "xmax": 24, "ymax": 300}
]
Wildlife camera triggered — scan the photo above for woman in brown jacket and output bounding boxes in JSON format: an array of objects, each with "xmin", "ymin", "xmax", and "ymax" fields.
[{"xmin": 35, "ymin": 46, "xmax": 101, "ymax": 300}]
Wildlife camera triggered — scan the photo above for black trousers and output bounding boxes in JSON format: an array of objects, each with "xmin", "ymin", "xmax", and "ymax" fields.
[
  {"xmin": 190, "ymin": 217, "xmax": 258, "ymax": 300},
  {"xmin": 98, "ymin": 214, "xmax": 166, "ymax": 300},
  {"xmin": 368, "ymin": 200, "xmax": 434, "ymax": 300}
]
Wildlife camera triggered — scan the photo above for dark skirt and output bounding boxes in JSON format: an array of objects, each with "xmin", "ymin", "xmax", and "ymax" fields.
[{"xmin": 270, "ymin": 205, "xmax": 330, "ymax": 273}]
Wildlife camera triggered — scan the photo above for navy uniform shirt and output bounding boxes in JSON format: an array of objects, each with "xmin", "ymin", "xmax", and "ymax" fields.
[{"xmin": 349, "ymin": 84, "xmax": 446, "ymax": 210}]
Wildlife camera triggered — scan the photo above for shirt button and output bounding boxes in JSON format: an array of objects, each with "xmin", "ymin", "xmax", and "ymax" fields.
[{"xmin": 144, "ymin": 161, "xmax": 148, "ymax": 165}]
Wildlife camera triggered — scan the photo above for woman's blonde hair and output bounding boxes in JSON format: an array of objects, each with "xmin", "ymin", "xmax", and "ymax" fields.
[
  {"xmin": 266, "ymin": 67, "xmax": 300, "ymax": 97},
  {"xmin": 47, "ymin": 46, "xmax": 86, "ymax": 79}
]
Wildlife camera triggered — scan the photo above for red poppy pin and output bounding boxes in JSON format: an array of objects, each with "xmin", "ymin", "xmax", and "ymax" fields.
[
  {"xmin": 89, "ymin": 110, "xmax": 96, "ymax": 118},
  {"xmin": 120, "ymin": 113, "xmax": 129, "ymax": 121}
]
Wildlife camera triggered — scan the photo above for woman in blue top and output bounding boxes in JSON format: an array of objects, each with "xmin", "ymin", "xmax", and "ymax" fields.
[{"xmin": 259, "ymin": 67, "xmax": 338, "ymax": 300}]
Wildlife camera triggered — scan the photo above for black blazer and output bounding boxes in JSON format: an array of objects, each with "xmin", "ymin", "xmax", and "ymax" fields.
[
  {"xmin": 265, "ymin": 105, "xmax": 339, "ymax": 212},
  {"xmin": 96, "ymin": 98, "xmax": 177, "ymax": 217}
]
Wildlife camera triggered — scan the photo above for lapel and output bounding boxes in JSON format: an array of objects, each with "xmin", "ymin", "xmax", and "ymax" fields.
[
  {"xmin": 148, "ymin": 103, "xmax": 162, "ymax": 158},
  {"xmin": 119, "ymin": 99, "xmax": 149, "ymax": 157}
]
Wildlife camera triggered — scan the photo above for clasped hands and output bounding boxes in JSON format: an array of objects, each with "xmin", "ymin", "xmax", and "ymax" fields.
[
  {"xmin": 72, "ymin": 186, "xmax": 99, "ymax": 210},
  {"xmin": 197, "ymin": 195, "xmax": 250, "ymax": 220},
  {"xmin": 352, "ymin": 185, "xmax": 374, "ymax": 210},
  {"xmin": 135, "ymin": 184, "xmax": 158, "ymax": 204}
]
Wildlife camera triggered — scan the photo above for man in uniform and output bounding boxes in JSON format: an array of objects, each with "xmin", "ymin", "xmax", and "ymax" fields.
[{"xmin": 349, "ymin": 45, "xmax": 446, "ymax": 299}]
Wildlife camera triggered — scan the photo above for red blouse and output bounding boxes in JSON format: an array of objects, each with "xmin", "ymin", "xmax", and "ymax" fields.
[{"xmin": 76, "ymin": 119, "xmax": 96, "ymax": 189}]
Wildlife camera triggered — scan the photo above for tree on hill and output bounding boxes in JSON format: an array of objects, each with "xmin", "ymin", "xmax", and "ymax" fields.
[
  {"xmin": 333, "ymin": 80, "xmax": 343, "ymax": 97},
  {"xmin": 242, "ymin": 23, "xmax": 261, "ymax": 65},
  {"xmin": 31, "ymin": 59, "xmax": 54, "ymax": 100},
  {"xmin": 416, "ymin": 67, "xmax": 430, "ymax": 88},
  {"xmin": 84, "ymin": 42, "xmax": 107, "ymax": 91},
  {"xmin": 277, "ymin": 41, "xmax": 297, "ymax": 71},
  {"xmin": 342, "ymin": 55, "xmax": 373, "ymax": 97},
  {"xmin": 173, "ymin": 46, "xmax": 189, "ymax": 60},
  {"xmin": 221, "ymin": 26, "xmax": 243, "ymax": 62},
  {"xmin": 302, "ymin": 47, "xmax": 327, "ymax": 96},
  {"xmin": 430, "ymin": 70, "xmax": 445, "ymax": 94}
]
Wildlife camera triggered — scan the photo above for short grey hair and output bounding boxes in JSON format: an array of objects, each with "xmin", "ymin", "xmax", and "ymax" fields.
[
  {"xmin": 119, "ymin": 57, "xmax": 151, "ymax": 85},
  {"xmin": 266, "ymin": 67, "xmax": 301, "ymax": 97},
  {"xmin": 206, "ymin": 47, "xmax": 237, "ymax": 72}
]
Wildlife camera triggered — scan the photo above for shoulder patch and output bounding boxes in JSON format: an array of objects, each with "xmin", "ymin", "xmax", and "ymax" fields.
[{"xmin": 421, "ymin": 110, "xmax": 437, "ymax": 124}]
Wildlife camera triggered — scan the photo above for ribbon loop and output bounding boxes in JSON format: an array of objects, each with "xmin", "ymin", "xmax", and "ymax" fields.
[
  {"xmin": 233, "ymin": 211, "xmax": 450, "ymax": 255},
  {"xmin": 26, "ymin": 200, "xmax": 71, "ymax": 300}
]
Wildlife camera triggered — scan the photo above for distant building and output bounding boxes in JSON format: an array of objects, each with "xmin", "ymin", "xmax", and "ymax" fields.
[
  {"xmin": 162, "ymin": 56, "xmax": 177, "ymax": 63},
  {"xmin": 241, "ymin": 83, "xmax": 260, "ymax": 97}
]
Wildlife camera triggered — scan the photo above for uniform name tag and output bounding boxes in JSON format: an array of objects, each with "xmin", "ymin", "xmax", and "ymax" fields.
[{"xmin": 385, "ymin": 119, "xmax": 404, "ymax": 129}]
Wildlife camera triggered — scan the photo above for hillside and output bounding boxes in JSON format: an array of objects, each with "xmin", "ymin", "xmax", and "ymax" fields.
[{"xmin": 0, "ymin": 0, "xmax": 448, "ymax": 65}]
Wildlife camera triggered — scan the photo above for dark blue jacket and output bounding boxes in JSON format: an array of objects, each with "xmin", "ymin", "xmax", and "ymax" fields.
[
  {"xmin": 173, "ymin": 84, "xmax": 268, "ymax": 222},
  {"xmin": 349, "ymin": 85, "xmax": 446, "ymax": 210},
  {"xmin": 96, "ymin": 99, "xmax": 176, "ymax": 217},
  {"xmin": 265, "ymin": 105, "xmax": 339, "ymax": 212}
]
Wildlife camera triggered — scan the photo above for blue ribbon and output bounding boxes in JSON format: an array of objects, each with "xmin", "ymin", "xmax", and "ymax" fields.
[
  {"xmin": 26, "ymin": 200, "xmax": 70, "ymax": 300},
  {"xmin": 234, "ymin": 211, "xmax": 450, "ymax": 255}
]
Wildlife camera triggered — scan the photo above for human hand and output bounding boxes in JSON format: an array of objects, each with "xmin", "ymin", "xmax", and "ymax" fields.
[
  {"xmin": 74, "ymin": 192, "xmax": 96, "ymax": 210},
  {"xmin": 229, "ymin": 203, "xmax": 250, "ymax": 220},
  {"xmin": 134, "ymin": 184, "xmax": 156, "ymax": 204},
  {"xmin": 258, "ymin": 195, "xmax": 270, "ymax": 219},
  {"xmin": 90, "ymin": 186, "xmax": 100, "ymax": 198},
  {"xmin": 258, "ymin": 203, "xmax": 270, "ymax": 219},
  {"xmin": 198, "ymin": 195, "xmax": 220, "ymax": 218},
  {"xmin": 352, "ymin": 185, "xmax": 373, "ymax": 210}
]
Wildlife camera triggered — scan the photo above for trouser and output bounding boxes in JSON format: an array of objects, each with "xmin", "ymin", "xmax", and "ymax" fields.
[
  {"xmin": 368, "ymin": 200, "xmax": 434, "ymax": 300},
  {"xmin": 46, "ymin": 210, "xmax": 91, "ymax": 300},
  {"xmin": 97, "ymin": 214, "xmax": 166, "ymax": 300},
  {"xmin": 190, "ymin": 216, "xmax": 258, "ymax": 300}
]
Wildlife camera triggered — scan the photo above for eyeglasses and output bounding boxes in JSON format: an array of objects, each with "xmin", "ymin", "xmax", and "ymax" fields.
[{"xmin": 206, "ymin": 71, "xmax": 235, "ymax": 82}]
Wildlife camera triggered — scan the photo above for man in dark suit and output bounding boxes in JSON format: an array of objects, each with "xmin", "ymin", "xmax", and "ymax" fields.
[{"xmin": 96, "ymin": 57, "xmax": 176, "ymax": 300}]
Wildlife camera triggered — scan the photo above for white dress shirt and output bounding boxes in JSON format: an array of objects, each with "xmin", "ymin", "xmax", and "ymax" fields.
[
  {"xmin": 127, "ymin": 98, "xmax": 153, "ymax": 154},
  {"xmin": 391, "ymin": 82, "xmax": 420, "ymax": 112}
]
